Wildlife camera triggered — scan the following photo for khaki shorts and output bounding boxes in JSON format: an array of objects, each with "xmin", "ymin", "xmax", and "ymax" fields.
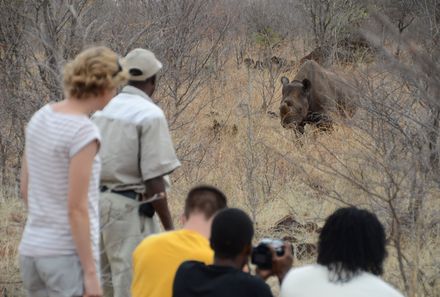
[{"xmin": 20, "ymin": 254, "xmax": 83, "ymax": 297}]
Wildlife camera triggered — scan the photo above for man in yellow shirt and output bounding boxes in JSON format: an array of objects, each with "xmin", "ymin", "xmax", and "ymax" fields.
[{"xmin": 131, "ymin": 185, "xmax": 228, "ymax": 297}]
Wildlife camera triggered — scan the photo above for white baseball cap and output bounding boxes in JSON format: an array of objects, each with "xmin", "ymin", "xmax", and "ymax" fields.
[{"xmin": 123, "ymin": 48, "xmax": 163, "ymax": 81}]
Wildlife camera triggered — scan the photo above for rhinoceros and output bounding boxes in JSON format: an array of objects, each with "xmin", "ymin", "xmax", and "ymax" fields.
[{"xmin": 279, "ymin": 60, "xmax": 356, "ymax": 133}]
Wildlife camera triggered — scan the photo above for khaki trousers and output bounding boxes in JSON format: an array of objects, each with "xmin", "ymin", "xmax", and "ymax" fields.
[{"xmin": 99, "ymin": 192, "xmax": 160, "ymax": 297}]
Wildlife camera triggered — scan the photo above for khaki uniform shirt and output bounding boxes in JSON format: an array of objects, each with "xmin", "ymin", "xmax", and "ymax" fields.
[{"xmin": 92, "ymin": 86, "xmax": 180, "ymax": 193}]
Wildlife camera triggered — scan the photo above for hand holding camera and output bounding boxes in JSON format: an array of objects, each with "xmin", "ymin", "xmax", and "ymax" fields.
[{"xmin": 251, "ymin": 238, "xmax": 294, "ymax": 283}]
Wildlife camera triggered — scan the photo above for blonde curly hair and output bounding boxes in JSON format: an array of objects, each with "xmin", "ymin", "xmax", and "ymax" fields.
[{"xmin": 63, "ymin": 46, "xmax": 128, "ymax": 99}]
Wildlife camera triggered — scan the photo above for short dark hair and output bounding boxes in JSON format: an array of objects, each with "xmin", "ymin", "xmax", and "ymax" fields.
[
  {"xmin": 128, "ymin": 74, "xmax": 156, "ymax": 88},
  {"xmin": 317, "ymin": 207, "xmax": 387, "ymax": 282},
  {"xmin": 210, "ymin": 208, "xmax": 254, "ymax": 259},
  {"xmin": 184, "ymin": 185, "xmax": 227, "ymax": 219}
]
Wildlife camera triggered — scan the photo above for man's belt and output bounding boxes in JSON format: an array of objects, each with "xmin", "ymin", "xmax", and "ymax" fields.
[
  {"xmin": 100, "ymin": 185, "xmax": 139, "ymax": 200},
  {"xmin": 100, "ymin": 185, "xmax": 155, "ymax": 218}
]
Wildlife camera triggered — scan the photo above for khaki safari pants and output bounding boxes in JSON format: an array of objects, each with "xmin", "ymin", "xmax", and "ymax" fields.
[{"xmin": 99, "ymin": 192, "xmax": 160, "ymax": 297}]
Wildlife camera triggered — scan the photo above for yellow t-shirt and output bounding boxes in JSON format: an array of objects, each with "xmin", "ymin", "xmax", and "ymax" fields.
[{"xmin": 131, "ymin": 229, "xmax": 213, "ymax": 297}]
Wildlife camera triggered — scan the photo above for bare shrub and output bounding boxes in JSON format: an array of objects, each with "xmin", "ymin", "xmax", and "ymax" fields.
[
  {"xmin": 0, "ymin": 0, "xmax": 232, "ymax": 191},
  {"xmin": 367, "ymin": 0, "xmax": 440, "ymax": 57},
  {"xmin": 134, "ymin": 0, "xmax": 230, "ymax": 132},
  {"xmin": 299, "ymin": 0, "xmax": 369, "ymax": 65},
  {"xmin": 0, "ymin": 1, "xmax": 41, "ymax": 195}
]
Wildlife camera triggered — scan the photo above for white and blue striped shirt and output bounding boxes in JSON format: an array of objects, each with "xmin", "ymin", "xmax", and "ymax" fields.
[{"xmin": 19, "ymin": 104, "xmax": 101, "ymax": 265}]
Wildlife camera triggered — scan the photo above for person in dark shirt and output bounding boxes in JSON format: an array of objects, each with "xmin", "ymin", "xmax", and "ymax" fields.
[{"xmin": 173, "ymin": 208, "xmax": 293, "ymax": 297}]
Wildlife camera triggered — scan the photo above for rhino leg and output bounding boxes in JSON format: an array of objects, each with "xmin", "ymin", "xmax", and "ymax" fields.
[
  {"xmin": 297, "ymin": 123, "xmax": 305, "ymax": 135},
  {"xmin": 305, "ymin": 112, "xmax": 333, "ymax": 131}
]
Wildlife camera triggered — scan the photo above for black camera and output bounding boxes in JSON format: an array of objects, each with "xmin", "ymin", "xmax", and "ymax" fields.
[{"xmin": 251, "ymin": 238, "xmax": 285, "ymax": 269}]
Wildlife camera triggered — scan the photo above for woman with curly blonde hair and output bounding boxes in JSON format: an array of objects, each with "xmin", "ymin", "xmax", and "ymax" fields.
[{"xmin": 19, "ymin": 46, "xmax": 127, "ymax": 297}]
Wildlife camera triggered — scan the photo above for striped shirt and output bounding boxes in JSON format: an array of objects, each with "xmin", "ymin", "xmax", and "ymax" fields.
[{"xmin": 19, "ymin": 104, "xmax": 101, "ymax": 264}]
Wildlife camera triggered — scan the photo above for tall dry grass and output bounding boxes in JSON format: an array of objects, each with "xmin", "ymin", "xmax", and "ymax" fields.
[{"xmin": 0, "ymin": 194, "xmax": 25, "ymax": 296}]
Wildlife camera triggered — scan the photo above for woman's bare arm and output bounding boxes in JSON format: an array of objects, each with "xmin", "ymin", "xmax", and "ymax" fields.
[{"xmin": 68, "ymin": 141, "xmax": 102, "ymax": 296}]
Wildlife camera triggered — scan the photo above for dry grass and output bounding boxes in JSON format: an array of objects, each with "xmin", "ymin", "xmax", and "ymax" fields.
[
  {"xmin": 0, "ymin": 194, "xmax": 25, "ymax": 296},
  {"xmin": 1, "ymin": 54, "xmax": 439, "ymax": 296}
]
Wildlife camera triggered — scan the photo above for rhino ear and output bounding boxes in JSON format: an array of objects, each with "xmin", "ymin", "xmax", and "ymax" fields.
[
  {"xmin": 281, "ymin": 76, "xmax": 289, "ymax": 85},
  {"xmin": 302, "ymin": 79, "xmax": 311, "ymax": 93}
]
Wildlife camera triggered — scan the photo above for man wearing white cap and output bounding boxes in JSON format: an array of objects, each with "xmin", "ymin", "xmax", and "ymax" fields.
[{"xmin": 93, "ymin": 48, "xmax": 181, "ymax": 297}]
